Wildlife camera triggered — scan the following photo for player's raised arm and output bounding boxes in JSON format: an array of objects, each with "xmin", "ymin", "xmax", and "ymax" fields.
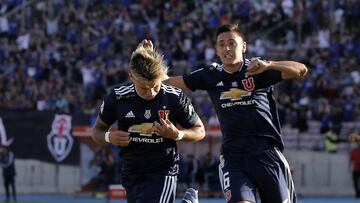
[
  {"xmin": 246, "ymin": 58, "xmax": 308, "ymax": 80},
  {"xmin": 91, "ymin": 116, "xmax": 131, "ymax": 147},
  {"xmin": 164, "ymin": 76, "xmax": 192, "ymax": 92}
]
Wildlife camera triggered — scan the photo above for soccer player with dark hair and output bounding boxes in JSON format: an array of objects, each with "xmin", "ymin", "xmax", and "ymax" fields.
[
  {"xmin": 165, "ymin": 24, "xmax": 308, "ymax": 203},
  {"xmin": 91, "ymin": 40, "xmax": 205, "ymax": 203}
]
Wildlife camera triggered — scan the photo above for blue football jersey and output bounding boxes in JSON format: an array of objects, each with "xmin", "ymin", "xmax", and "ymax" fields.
[
  {"xmin": 99, "ymin": 83, "xmax": 199, "ymax": 175},
  {"xmin": 183, "ymin": 59, "xmax": 284, "ymax": 155}
]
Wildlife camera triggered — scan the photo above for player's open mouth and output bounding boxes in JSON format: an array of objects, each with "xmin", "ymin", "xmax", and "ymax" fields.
[{"xmin": 224, "ymin": 53, "xmax": 233, "ymax": 59}]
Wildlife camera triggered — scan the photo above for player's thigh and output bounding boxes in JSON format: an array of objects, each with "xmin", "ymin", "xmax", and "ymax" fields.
[
  {"xmin": 219, "ymin": 156, "xmax": 256, "ymax": 203},
  {"xmin": 254, "ymin": 148, "xmax": 296, "ymax": 203},
  {"xmin": 123, "ymin": 174, "xmax": 177, "ymax": 203}
]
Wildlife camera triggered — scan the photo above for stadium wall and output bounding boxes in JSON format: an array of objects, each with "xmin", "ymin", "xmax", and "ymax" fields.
[
  {"xmin": 285, "ymin": 150, "xmax": 353, "ymax": 197},
  {"xmin": 0, "ymin": 149, "xmax": 353, "ymax": 196},
  {"xmin": 0, "ymin": 159, "xmax": 80, "ymax": 194}
]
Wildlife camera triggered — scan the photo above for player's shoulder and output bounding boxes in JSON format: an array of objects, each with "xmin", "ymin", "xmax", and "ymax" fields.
[
  {"xmin": 161, "ymin": 83, "xmax": 182, "ymax": 97},
  {"xmin": 190, "ymin": 62, "xmax": 223, "ymax": 75},
  {"xmin": 112, "ymin": 82, "xmax": 135, "ymax": 95},
  {"xmin": 108, "ymin": 82, "xmax": 136, "ymax": 100}
]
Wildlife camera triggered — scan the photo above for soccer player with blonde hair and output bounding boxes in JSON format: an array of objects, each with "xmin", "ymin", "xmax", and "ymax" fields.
[{"xmin": 91, "ymin": 40, "xmax": 205, "ymax": 203}]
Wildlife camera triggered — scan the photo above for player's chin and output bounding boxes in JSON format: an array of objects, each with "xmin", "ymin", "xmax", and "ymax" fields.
[
  {"xmin": 221, "ymin": 57, "xmax": 236, "ymax": 64},
  {"xmin": 143, "ymin": 94, "xmax": 157, "ymax": 100}
]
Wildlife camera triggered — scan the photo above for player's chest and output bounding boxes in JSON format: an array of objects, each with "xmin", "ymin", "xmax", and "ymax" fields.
[
  {"xmin": 210, "ymin": 76, "xmax": 256, "ymax": 102},
  {"xmin": 116, "ymin": 99, "xmax": 174, "ymax": 123}
]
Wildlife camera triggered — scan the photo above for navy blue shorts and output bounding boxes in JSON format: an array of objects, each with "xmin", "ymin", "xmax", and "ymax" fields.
[
  {"xmin": 122, "ymin": 173, "xmax": 177, "ymax": 203},
  {"xmin": 219, "ymin": 147, "xmax": 296, "ymax": 203}
]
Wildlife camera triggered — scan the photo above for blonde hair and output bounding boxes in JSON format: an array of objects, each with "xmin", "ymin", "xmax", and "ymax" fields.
[{"xmin": 130, "ymin": 44, "xmax": 168, "ymax": 81}]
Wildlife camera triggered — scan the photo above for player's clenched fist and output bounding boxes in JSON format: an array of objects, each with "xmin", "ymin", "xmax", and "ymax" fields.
[
  {"xmin": 246, "ymin": 57, "xmax": 270, "ymax": 77},
  {"xmin": 108, "ymin": 131, "xmax": 131, "ymax": 147}
]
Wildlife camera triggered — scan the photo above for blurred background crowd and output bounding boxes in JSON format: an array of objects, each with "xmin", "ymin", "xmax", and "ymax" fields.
[
  {"xmin": 0, "ymin": 0, "xmax": 360, "ymax": 195},
  {"xmin": 1, "ymin": 0, "xmax": 359, "ymax": 125}
]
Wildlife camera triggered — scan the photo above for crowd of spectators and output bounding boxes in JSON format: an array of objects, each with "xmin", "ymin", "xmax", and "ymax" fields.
[{"xmin": 0, "ymin": 0, "xmax": 360, "ymax": 137}]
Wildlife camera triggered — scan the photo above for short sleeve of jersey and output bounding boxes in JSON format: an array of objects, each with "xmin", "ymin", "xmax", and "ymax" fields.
[
  {"xmin": 254, "ymin": 70, "xmax": 282, "ymax": 89},
  {"xmin": 99, "ymin": 91, "xmax": 117, "ymax": 125},
  {"xmin": 175, "ymin": 92, "xmax": 199, "ymax": 128},
  {"xmin": 183, "ymin": 68, "xmax": 211, "ymax": 91}
]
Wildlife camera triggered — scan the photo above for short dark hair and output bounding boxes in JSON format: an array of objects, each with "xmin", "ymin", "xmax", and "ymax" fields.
[{"xmin": 216, "ymin": 24, "xmax": 245, "ymax": 40}]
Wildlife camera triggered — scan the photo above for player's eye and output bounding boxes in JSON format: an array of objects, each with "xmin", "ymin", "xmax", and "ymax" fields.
[
  {"xmin": 217, "ymin": 42, "xmax": 225, "ymax": 48},
  {"xmin": 229, "ymin": 41, "xmax": 237, "ymax": 47}
]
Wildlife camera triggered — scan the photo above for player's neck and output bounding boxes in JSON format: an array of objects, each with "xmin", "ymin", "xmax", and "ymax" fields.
[{"xmin": 223, "ymin": 62, "xmax": 243, "ymax": 73}]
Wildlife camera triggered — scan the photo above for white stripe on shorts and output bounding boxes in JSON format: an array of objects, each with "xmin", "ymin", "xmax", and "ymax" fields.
[{"xmin": 159, "ymin": 176, "xmax": 176, "ymax": 203}]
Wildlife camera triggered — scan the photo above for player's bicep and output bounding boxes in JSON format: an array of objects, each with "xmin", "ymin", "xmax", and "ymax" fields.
[
  {"xmin": 175, "ymin": 93, "xmax": 199, "ymax": 128},
  {"xmin": 94, "ymin": 116, "xmax": 111, "ymax": 131},
  {"xmin": 99, "ymin": 92, "xmax": 117, "ymax": 125},
  {"xmin": 254, "ymin": 70, "xmax": 282, "ymax": 89},
  {"xmin": 164, "ymin": 76, "xmax": 191, "ymax": 92},
  {"xmin": 183, "ymin": 67, "xmax": 212, "ymax": 91}
]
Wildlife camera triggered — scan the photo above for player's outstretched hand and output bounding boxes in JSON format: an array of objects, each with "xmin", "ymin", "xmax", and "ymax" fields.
[
  {"xmin": 246, "ymin": 57, "xmax": 270, "ymax": 77},
  {"xmin": 349, "ymin": 133, "xmax": 360, "ymax": 143},
  {"xmin": 109, "ymin": 131, "xmax": 131, "ymax": 147},
  {"xmin": 153, "ymin": 118, "xmax": 180, "ymax": 140}
]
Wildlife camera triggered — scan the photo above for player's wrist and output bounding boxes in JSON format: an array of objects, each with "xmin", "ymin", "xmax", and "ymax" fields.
[
  {"xmin": 104, "ymin": 131, "xmax": 111, "ymax": 143},
  {"xmin": 175, "ymin": 130, "xmax": 184, "ymax": 141},
  {"xmin": 263, "ymin": 60, "xmax": 271, "ymax": 69}
]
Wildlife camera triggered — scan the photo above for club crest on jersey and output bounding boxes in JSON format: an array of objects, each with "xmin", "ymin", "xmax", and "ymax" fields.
[
  {"xmin": 220, "ymin": 88, "xmax": 251, "ymax": 101},
  {"xmin": 144, "ymin": 110, "xmax": 151, "ymax": 119},
  {"xmin": 158, "ymin": 110, "xmax": 170, "ymax": 120},
  {"xmin": 47, "ymin": 114, "xmax": 73, "ymax": 162},
  {"xmin": 241, "ymin": 77, "xmax": 255, "ymax": 91}
]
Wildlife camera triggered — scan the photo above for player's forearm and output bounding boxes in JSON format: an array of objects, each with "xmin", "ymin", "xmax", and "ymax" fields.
[
  {"xmin": 91, "ymin": 125, "xmax": 109, "ymax": 146},
  {"xmin": 268, "ymin": 61, "xmax": 308, "ymax": 80},
  {"xmin": 180, "ymin": 121, "xmax": 205, "ymax": 142},
  {"xmin": 163, "ymin": 76, "xmax": 191, "ymax": 92}
]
